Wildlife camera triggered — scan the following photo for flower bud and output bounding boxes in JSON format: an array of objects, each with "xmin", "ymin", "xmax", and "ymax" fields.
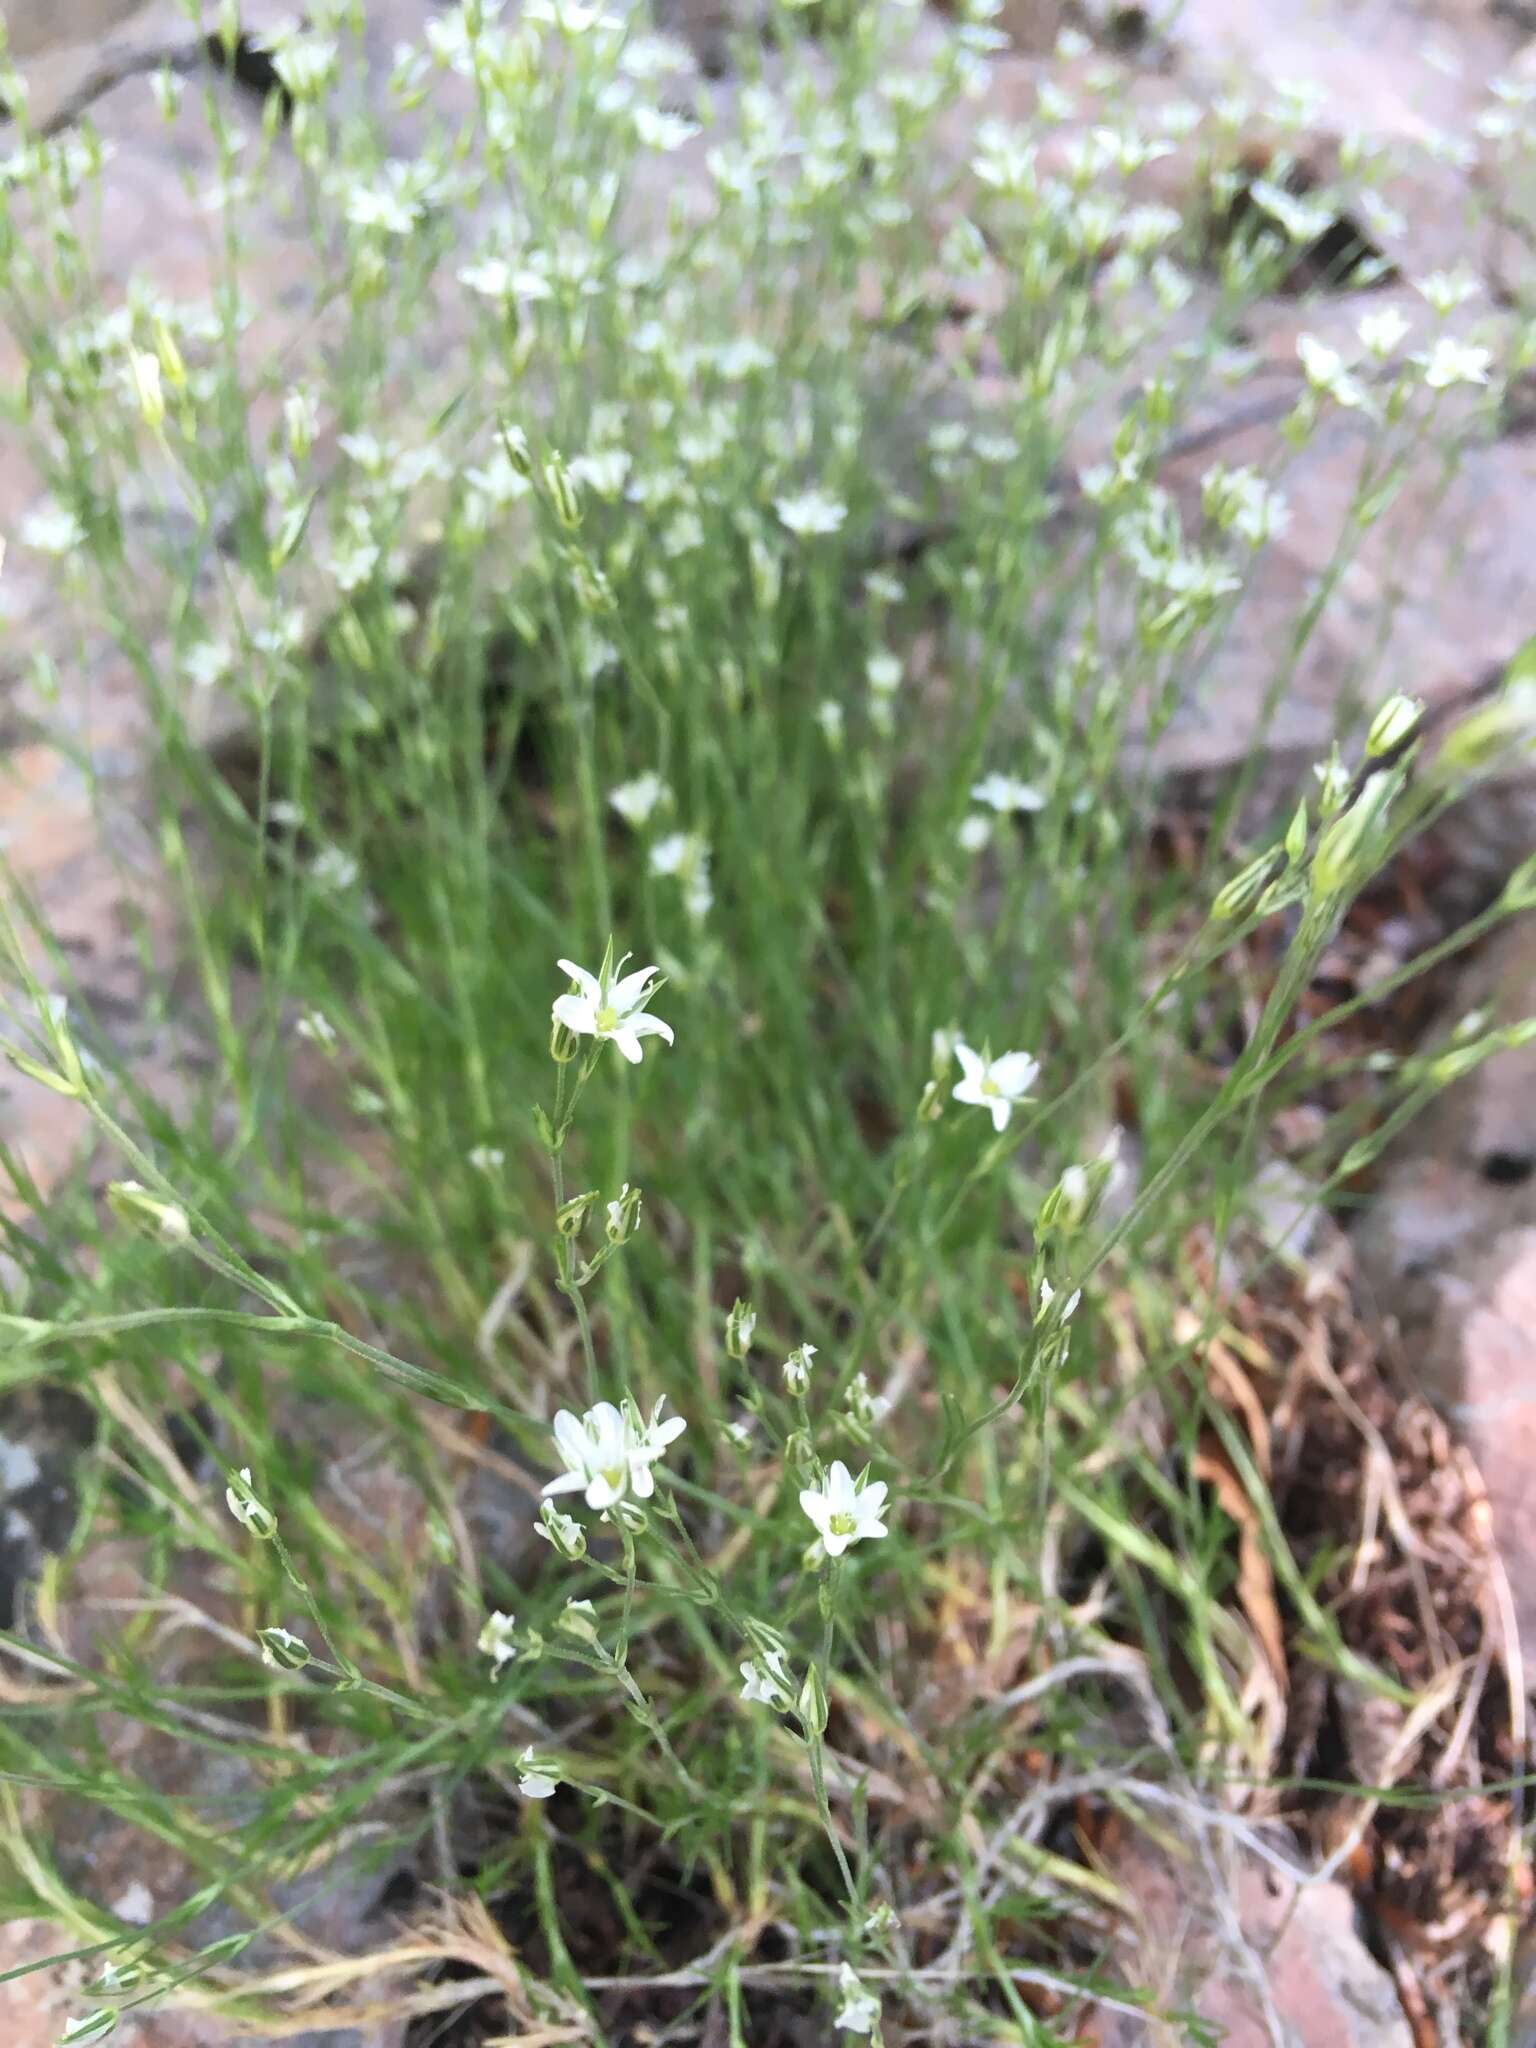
[
  {"xmin": 1284, "ymin": 799, "xmax": 1309, "ymax": 865},
  {"xmin": 544, "ymin": 458, "xmax": 583, "ymax": 531},
  {"xmin": 153, "ymin": 315, "xmax": 186, "ymax": 390},
  {"xmin": 557, "ymin": 1598, "xmax": 600, "ymax": 1645},
  {"xmin": 725, "ymin": 1298, "xmax": 757, "ymax": 1359},
  {"xmin": 1210, "ymin": 849, "xmax": 1281, "ymax": 922},
  {"xmin": 1434, "ymin": 679, "xmax": 1536, "ymax": 777},
  {"xmin": 106, "ymin": 1180, "xmax": 191, "ymax": 1246},
  {"xmin": 127, "ymin": 350, "xmax": 164, "ymax": 430},
  {"xmin": 517, "ymin": 1746, "xmax": 560, "ymax": 1799},
  {"xmin": 1365, "ymin": 692, "xmax": 1422, "ymax": 758},
  {"xmin": 257, "ymin": 1626, "xmax": 311, "ymax": 1670},
  {"xmin": 224, "ymin": 1468, "xmax": 276, "ymax": 1540},
  {"xmin": 61, "ymin": 2014, "xmax": 118, "ymax": 2045},
  {"xmin": 796, "ymin": 1664, "xmax": 829, "ymax": 1735},
  {"xmin": 499, "ymin": 422, "xmax": 533, "ymax": 476},
  {"xmin": 535, "ymin": 1501, "xmax": 587, "ymax": 1560},
  {"xmin": 556, "ymin": 1189, "xmax": 597, "ymax": 1238},
  {"xmin": 1311, "ymin": 772, "xmax": 1393, "ymax": 899},
  {"xmin": 611, "ymin": 1497, "xmax": 648, "ymax": 1535}
]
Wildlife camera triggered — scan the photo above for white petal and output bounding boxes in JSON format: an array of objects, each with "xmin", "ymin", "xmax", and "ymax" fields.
[
  {"xmin": 627, "ymin": 1011, "xmax": 674, "ymax": 1044},
  {"xmin": 953, "ymin": 1041, "xmax": 984, "ymax": 1083},
  {"xmin": 557, "ymin": 958, "xmax": 601, "ymax": 1002},
  {"xmin": 610, "ymin": 962, "xmax": 661, "ymax": 1008},
  {"xmin": 989, "ymin": 1052, "xmax": 1039, "ymax": 1096},
  {"xmin": 553, "ymin": 992, "xmax": 596, "ymax": 1035},
  {"xmin": 542, "ymin": 1471, "xmax": 586, "ymax": 1496},
  {"xmin": 610, "ymin": 1028, "xmax": 645, "ymax": 1064},
  {"xmin": 989, "ymin": 1097, "xmax": 1012, "ymax": 1133}
]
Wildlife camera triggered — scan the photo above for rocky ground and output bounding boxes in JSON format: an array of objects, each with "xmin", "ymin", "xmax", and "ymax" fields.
[{"xmin": 2, "ymin": 1, "xmax": 1536, "ymax": 2043}]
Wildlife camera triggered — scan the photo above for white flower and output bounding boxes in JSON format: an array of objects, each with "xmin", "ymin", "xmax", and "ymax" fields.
[
  {"xmin": 478, "ymin": 1610, "xmax": 518, "ymax": 1671},
  {"xmin": 1296, "ymin": 333, "xmax": 1369, "ymax": 409},
  {"xmin": 310, "ymin": 845, "xmax": 360, "ymax": 892},
  {"xmin": 295, "ymin": 1009, "xmax": 336, "ymax": 1048},
  {"xmin": 649, "ymin": 833, "xmax": 690, "ymax": 876},
  {"xmin": 800, "ymin": 1460, "xmax": 890, "ymax": 1558},
  {"xmin": 834, "ymin": 1962, "xmax": 882, "ymax": 2034},
  {"xmin": 1417, "ymin": 337, "xmax": 1492, "ymax": 389},
  {"xmin": 543, "ymin": 1397, "xmax": 685, "ymax": 1510},
  {"xmin": 970, "ymin": 772, "xmax": 1044, "ymax": 814},
  {"xmin": 1357, "ymin": 306, "xmax": 1410, "ymax": 358},
  {"xmin": 517, "ymin": 1745, "xmax": 560, "ymax": 1799},
  {"xmin": 775, "ymin": 489, "xmax": 847, "ymax": 538},
  {"xmin": 468, "ymin": 1144, "xmax": 504, "ymax": 1171},
  {"xmin": 783, "ymin": 1343, "xmax": 817, "ymax": 1396},
  {"xmin": 552, "ymin": 953, "xmax": 673, "ymax": 1064},
  {"xmin": 459, "ymin": 255, "xmax": 518, "ymax": 301},
  {"xmin": 225, "ymin": 1467, "xmax": 275, "ymax": 1539},
  {"xmin": 867, "ymin": 649, "xmax": 902, "ymax": 695},
  {"xmin": 20, "ymin": 502, "xmax": 85, "ymax": 555},
  {"xmin": 957, "ymin": 815, "xmax": 992, "ymax": 853},
  {"xmin": 633, "ymin": 105, "xmax": 699, "ymax": 151},
  {"xmin": 544, "ymin": 1401, "xmax": 632, "ymax": 1510},
  {"xmin": 740, "ymin": 1647, "xmax": 795, "ymax": 1709},
  {"xmin": 1415, "ymin": 268, "xmax": 1480, "ymax": 315},
  {"xmin": 951, "ymin": 1043, "xmax": 1039, "ymax": 1133},
  {"xmin": 1247, "ymin": 178, "xmax": 1335, "ymax": 245}
]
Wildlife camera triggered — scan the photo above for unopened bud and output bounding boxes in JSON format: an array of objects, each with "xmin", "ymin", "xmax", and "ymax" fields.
[
  {"xmin": 1312, "ymin": 772, "xmax": 1393, "ymax": 899},
  {"xmin": 106, "ymin": 1180, "xmax": 191, "ymax": 1247},
  {"xmin": 556, "ymin": 1189, "xmax": 597, "ymax": 1239},
  {"xmin": 796, "ymin": 1663, "xmax": 829, "ymax": 1735},
  {"xmin": 499, "ymin": 422, "xmax": 533, "ymax": 476},
  {"xmin": 127, "ymin": 349, "xmax": 164, "ymax": 429},
  {"xmin": 544, "ymin": 458, "xmax": 582, "ymax": 531},
  {"xmin": 224, "ymin": 1467, "xmax": 276, "ymax": 1541},
  {"xmin": 1365, "ymin": 692, "xmax": 1422, "ymax": 759},
  {"xmin": 257, "ymin": 1625, "xmax": 311, "ymax": 1670},
  {"xmin": 1210, "ymin": 849, "xmax": 1281, "ymax": 922},
  {"xmin": 557, "ymin": 1598, "xmax": 600, "ymax": 1645},
  {"xmin": 725, "ymin": 1298, "xmax": 757, "ymax": 1358}
]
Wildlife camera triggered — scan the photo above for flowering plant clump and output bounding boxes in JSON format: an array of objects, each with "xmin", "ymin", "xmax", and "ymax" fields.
[{"xmin": 1, "ymin": 0, "xmax": 1529, "ymax": 2041}]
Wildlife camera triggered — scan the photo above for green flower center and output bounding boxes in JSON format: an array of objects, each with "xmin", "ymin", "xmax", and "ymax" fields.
[
  {"xmin": 595, "ymin": 1004, "xmax": 619, "ymax": 1033},
  {"xmin": 980, "ymin": 1076, "xmax": 1000, "ymax": 1096},
  {"xmin": 601, "ymin": 1464, "xmax": 626, "ymax": 1490},
  {"xmin": 828, "ymin": 1510, "xmax": 858, "ymax": 1537}
]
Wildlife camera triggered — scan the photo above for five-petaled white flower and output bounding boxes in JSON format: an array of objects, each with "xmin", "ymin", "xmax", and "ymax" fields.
[
  {"xmin": 834, "ymin": 1962, "xmax": 882, "ymax": 2035},
  {"xmin": 517, "ymin": 1745, "xmax": 560, "ymax": 1799},
  {"xmin": 775, "ymin": 489, "xmax": 848, "ymax": 537},
  {"xmin": 970, "ymin": 772, "xmax": 1045, "ymax": 814},
  {"xmin": 553, "ymin": 954, "xmax": 674, "ymax": 1064},
  {"xmin": 543, "ymin": 1397, "xmax": 687, "ymax": 1511},
  {"xmin": 1296, "ymin": 333, "xmax": 1369, "ymax": 410},
  {"xmin": 739, "ymin": 1647, "xmax": 795, "ymax": 1710},
  {"xmin": 609, "ymin": 771, "xmax": 669, "ymax": 825},
  {"xmin": 951, "ymin": 1043, "xmax": 1039, "ymax": 1133},
  {"xmin": 478, "ymin": 1610, "xmax": 518, "ymax": 1671},
  {"xmin": 800, "ymin": 1460, "xmax": 890, "ymax": 1558},
  {"xmin": 1418, "ymin": 337, "xmax": 1492, "ymax": 389}
]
